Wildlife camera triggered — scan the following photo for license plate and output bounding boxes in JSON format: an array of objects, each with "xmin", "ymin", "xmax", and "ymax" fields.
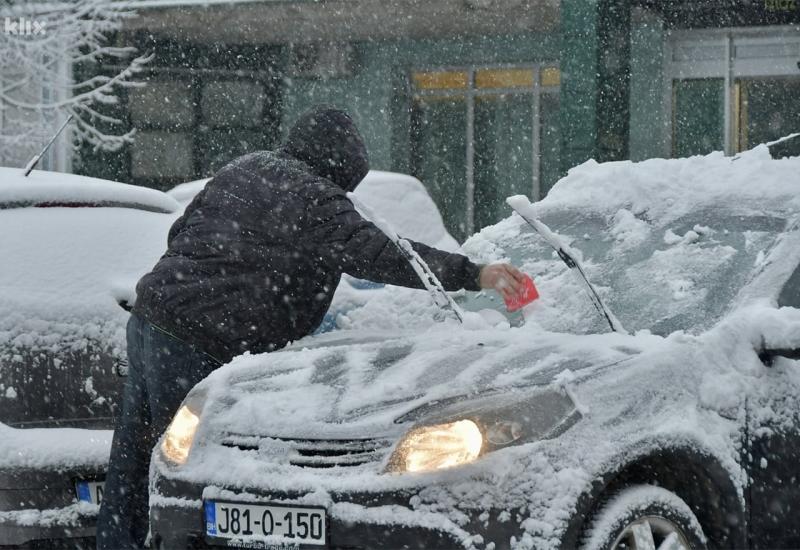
[
  {"xmin": 75, "ymin": 480, "xmax": 105, "ymax": 505},
  {"xmin": 205, "ymin": 500, "xmax": 326, "ymax": 547}
]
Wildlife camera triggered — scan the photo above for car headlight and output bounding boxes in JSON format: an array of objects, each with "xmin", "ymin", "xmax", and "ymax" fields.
[
  {"xmin": 161, "ymin": 390, "xmax": 206, "ymax": 466},
  {"xmin": 388, "ymin": 419, "xmax": 483, "ymax": 473},
  {"xmin": 387, "ymin": 386, "xmax": 580, "ymax": 474}
]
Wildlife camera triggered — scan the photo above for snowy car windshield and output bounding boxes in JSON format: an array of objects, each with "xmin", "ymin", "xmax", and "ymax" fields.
[{"xmin": 459, "ymin": 208, "xmax": 786, "ymax": 336}]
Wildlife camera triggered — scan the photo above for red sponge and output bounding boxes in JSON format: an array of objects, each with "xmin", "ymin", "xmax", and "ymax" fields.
[{"xmin": 504, "ymin": 274, "xmax": 539, "ymax": 312}]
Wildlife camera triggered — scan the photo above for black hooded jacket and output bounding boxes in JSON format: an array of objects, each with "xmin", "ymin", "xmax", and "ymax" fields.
[{"xmin": 133, "ymin": 107, "xmax": 481, "ymax": 364}]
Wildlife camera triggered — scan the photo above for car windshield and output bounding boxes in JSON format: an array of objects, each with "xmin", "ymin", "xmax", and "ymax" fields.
[{"xmin": 459, "ymin": 207, "xmax": 786, "ymax": 336}]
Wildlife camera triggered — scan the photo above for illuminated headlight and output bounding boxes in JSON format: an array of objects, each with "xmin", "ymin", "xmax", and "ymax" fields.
[
  {"xmin": 388, "ymin": 419, "xmax": 483, "ymax": 473},
  {"xmin": 387, "ymin": 387, "xmax": 582, "ymax": 474},
  {"xmin": 161, "ymin": 390, "xmax": 206, "ymax": 466}
]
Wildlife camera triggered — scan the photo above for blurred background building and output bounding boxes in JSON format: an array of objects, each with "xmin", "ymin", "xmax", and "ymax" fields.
[{"xmin": 68, "ymin": 0, "xmax": 800, "ymax": 240}]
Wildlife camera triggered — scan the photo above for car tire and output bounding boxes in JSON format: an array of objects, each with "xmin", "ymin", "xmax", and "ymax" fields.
[{"xmin": 580, "ymin": 484, "xmax": 707, "ymax": 550}]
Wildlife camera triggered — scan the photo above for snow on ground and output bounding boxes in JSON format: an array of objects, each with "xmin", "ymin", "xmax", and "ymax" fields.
[{"xmin": 153, "ymin": 146, "xmax": 800, "ymax": 548}]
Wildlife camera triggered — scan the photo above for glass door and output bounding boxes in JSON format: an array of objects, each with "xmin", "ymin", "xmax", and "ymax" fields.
[
  {"xmin": 735, "ymin": 77, "xmax": 800, "ymax": 152},
  {"xmin": 667, "ymin": 28, "xmax": 800, "ymax": 157},
  {"xmin": 671, "ymin": 78, "xmax": 725, "ymax": 157},
  {"xmin": 410, "ymin": 65, "xmax": 560, "ymax": 242},
  {"xmin": 411, "ymin": 95, "xmax": 469, "ymax": 241},
  {"xmin": 473, "ymin": 94, "xmax": 534, "ymax": 231}
]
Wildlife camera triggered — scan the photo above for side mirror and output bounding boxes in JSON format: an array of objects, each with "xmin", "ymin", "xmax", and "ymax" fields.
[
  {"xmin": 744, "ymin": 306, "xmax": 800, "ymax": 366},
  {"xmin": 758, "ymin": 346, "xmax": 800, "ymax": 366}
]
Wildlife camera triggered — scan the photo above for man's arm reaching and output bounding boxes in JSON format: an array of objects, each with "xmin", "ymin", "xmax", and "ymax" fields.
[{"xmin": 305, "ymin": 185, "xmax": 525, "ymax": 297}]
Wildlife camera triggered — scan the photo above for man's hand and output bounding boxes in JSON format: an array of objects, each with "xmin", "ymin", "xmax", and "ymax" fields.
[{"xmin": 479, "ymin": 263, "xmax": 526, "ymax": 301}]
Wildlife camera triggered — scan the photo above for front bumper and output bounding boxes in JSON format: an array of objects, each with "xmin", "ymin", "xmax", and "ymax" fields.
[
  {"xmin": 151, "ymin": 475, "xmax": 517, "ymax": 550},
  {"xmin": 0, "ymin": 467, "xmax": 103, "ymax": 547}
]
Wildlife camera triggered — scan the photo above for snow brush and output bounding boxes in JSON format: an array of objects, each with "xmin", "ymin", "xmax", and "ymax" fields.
[
  {"xmin": 347, "ymin": 192, "xmax": 465, "ymax": 323},
  {"xmin": 506, "ymin": 195, "xmax": 628, "ymax": 335}
]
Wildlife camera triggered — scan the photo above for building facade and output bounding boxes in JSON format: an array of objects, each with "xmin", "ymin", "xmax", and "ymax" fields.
[{"xmin": 78, "ymin": 0, "xmax": 800, "ymax": 241}]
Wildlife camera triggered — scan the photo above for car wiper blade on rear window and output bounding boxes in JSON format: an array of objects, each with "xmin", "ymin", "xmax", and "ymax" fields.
[
  {"xmin": 507, "ymin": 195, "xmax": 628, "ymax": 335},
  {"xmin": 347, "ymin": 192, "xmax": 465, "ymax": 323}
]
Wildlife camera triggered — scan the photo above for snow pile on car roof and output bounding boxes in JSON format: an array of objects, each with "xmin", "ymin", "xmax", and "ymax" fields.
[
  {"xmin": 167, "ymin": 178, "xmax": 209, "ymax": 204},
  {"xmin": 542, "ymin": 145, "xmax": 800, "ymax": 220},
  {"xmin": 0, "ymin": 167, "xmax": 180, "ymax": 213},
  {"xmin": 353, "ymin": 171, "xmax": 459, "ymax": 251}
]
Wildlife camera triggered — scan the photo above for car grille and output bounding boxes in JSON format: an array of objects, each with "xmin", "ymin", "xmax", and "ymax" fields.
[{"xmin": 220, "ymin": 435, "xmax": 394, "ymax": 468}]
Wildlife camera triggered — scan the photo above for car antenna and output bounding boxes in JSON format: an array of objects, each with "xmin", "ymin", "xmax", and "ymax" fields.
[
  {"xmin": 506, "ymin": 195, "xmax": 628, "ymax": 335},
  {"xmin": 22, "ymin": 114, "xmax": 74, "ymax": 177},
  {"xmin": 347, "ymin": 192, "xmax": 465, "ymax": 323}
]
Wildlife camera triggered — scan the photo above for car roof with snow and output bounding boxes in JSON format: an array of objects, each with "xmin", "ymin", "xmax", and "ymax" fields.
[{"xmin": 0, "ymin": 167, "xmax": 181, "ymax": 213}]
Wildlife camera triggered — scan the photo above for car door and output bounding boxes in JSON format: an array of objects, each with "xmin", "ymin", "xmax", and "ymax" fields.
[{"xmin": 747, "ymin": 265, "xmax": 800, "ymax": 548}]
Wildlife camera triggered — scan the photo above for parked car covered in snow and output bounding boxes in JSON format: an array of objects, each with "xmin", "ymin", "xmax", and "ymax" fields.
[
  {"xmin": 150, "ymin": 145, "xmax": 800, "ymax": 550},
  {"xmin": 0, "ymin": 168, "xmax": 180, "ymax": 547}
]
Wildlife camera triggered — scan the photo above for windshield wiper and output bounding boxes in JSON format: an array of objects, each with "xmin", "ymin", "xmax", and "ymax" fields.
[
  {"xmin": 507, "ymin": 195, "xmax": 628, "ymax": 335},
  {"xmin": 347, "ymin": 192, "xmax": 465, "ymax": 323}
]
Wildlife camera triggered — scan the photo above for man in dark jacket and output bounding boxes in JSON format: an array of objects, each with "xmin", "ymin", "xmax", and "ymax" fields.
[{"xmin": 97, "ymin": 106, "xmax": 525, "ymax": 549}]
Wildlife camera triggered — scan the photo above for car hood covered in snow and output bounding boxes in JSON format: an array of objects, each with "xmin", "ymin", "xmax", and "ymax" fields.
[{"xmin": 194, "ymin": 326, "xmax": 648, "ymax": 441}]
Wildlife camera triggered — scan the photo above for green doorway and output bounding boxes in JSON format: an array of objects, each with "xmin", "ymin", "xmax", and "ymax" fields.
[
  {"xmin": 410, "ymin": 66, "xmax": 561, "ymax": 242},
  {"xmin": 735, "ymin": 77, "xmax": 800, "ymax": 152}
]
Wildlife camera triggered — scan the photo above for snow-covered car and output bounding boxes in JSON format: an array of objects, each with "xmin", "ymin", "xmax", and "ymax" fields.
[
  {"xmin": 0, "ymin": 168, "xmax": 180, "ymax": 547},
  {"xmin": 168, "ymin": 170, "xmax": 460, "ymax": 333},
  {"xmin": 149, "ymin": 144, "xmax": 800, "ymax": 550}
]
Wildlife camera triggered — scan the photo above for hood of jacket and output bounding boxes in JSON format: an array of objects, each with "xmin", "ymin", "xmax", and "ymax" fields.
[{"xmin": 281, "ymin": 106, "xmax": 370, "ymax": 192}]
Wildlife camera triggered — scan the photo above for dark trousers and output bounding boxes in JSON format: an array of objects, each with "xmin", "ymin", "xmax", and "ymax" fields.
[{"xmin": 96, "ymin": 314, "xmax": 220, "ymax": 550}]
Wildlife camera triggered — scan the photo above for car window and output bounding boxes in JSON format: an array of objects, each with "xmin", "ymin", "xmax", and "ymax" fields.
[{"xmin": 460, "ymin": 209, "xmax": 786, "ymax": 336}]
